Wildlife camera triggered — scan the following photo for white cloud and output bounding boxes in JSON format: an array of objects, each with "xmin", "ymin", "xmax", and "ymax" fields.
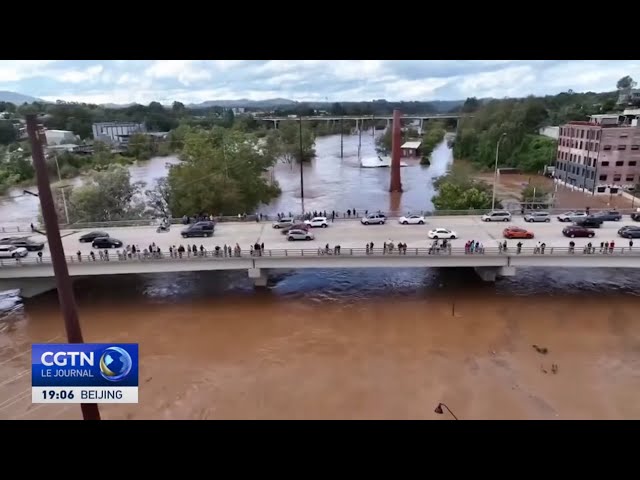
[{"xmin": 5, "ymin": 60, "xmax": 640, "ymax": 105}]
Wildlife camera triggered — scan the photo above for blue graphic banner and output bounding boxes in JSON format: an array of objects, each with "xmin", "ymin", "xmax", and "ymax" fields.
[{"xmin": 32, "ymin": 343, "xmax": 139, "ymax": 387}]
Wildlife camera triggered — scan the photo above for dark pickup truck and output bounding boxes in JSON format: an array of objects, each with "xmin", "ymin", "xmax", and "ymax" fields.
[{"xmin": 575, "ymin": 216, "xmax": 604, "ymax": 228}]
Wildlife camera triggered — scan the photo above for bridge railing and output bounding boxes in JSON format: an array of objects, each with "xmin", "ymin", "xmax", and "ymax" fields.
[
  {"xmin": 1, "ymin": 245, "xmax": 639, "ymax": 269},
  {"xmin": 3, "ymin": 206, "xmax": 640, "ymax": 233}
]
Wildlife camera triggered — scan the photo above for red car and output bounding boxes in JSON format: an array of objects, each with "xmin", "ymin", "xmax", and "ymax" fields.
[{"xmin": 503, "ymin": 226, "xmax": 534, "ymax": 239}]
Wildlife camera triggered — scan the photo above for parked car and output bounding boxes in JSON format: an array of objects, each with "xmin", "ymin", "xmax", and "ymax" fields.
[
  {"xmin": 361, "ymin": 213, "xmax": 386, "ymax": 225},
  {"xmin": 79, "ymin": 231, "xmax": 109, "ymax": 243},
  {"xmin": 304, "ymin": 217, "xmax": 328, "ymax": 228},
  {"xmin": 562, "ymin": 226, "xmax": 595, "ymax": 238},
  {"xmin": 398, "ymin": 215, "xmax": 425, "ymax": 225},
  {"xmin": 272, "ymin": 218, "xmax": 294, "ymax": 229},
  {"xmin": 481, "ymin": 211, "xmax": 511, "ymax": 222},
  {"xmin": 618, "ymin": 226, "xmax": 640, "ymax": 238},
  {"xmin": 0, "ymin": 237, "xmax": 45, "ymax": 251},
  {"xmin": 92, "ymin": 237, "xmax": 123, "ymax": 249},
  {"xmin": 280, "ymin": 223, "xmax": 310, "ymax": 234},
  {"xmin": 593, "ymin": 210, "xmax": 622, "ymax": 221},
  {"xmin": 181, "ymin": 221, "xmax": 214, "ymax": 238},
  {"xmin": 0, "ymin": 245, "xmax": 28, "ymax": 258},
  {"xmin": 575, "ymin": 217, "xmax": 603, "ymax": 228},
  {"xmin": 503, "ymin": 227, "xmax": 534, "ymax": 239},
  {"xmin": 557, "ymin": 211, "xmax": 587, "ymax": 222},
  {"xmin": 287, "ymin": 229, "xmax": 314, "ymax": 241},
  {"xmin": 427, "ymin": 228, "xmax": 457, "ymax": 239},
  {"xmin": 524, "ymin": 212, "xmax": 551, "ymax": 223}
]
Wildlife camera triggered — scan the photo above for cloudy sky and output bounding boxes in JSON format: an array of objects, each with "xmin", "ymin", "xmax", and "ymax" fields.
[{"xmin": 1, "ymin": 60, "xmax": 638, "ymax": 105}]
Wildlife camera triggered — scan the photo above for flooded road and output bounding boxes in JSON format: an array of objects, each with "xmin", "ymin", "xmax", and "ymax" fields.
[{"xmin": 1, "ymin": 132, "xmax": 639, "ymax": 420}]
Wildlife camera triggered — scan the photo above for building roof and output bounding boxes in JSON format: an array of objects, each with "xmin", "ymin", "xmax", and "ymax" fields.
[{"xmin": 401, "ymin": 141, "xmax": 422, "ymax": 149}]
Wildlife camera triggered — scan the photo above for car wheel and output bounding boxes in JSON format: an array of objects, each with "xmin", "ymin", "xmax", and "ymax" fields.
[
  {"xmin": 402, "ymin": 221, "xmax": 408, "ymax": 225},
  {"xmin": 588, "ymin": 233, "xmax": 594, "ymax": 238},
  {"xmin": 433, "ymin": 236, "xmax": 439, "ymax": 239},
  {"xmin": 419, "ymin": 220, "xmax": 424, "ymax": 225},
  {"xmin": 570, "ymin": 234, "xmax": 575, "ymax": 238},
  {"xmin": 274, "ymin": 225, "xmax": 280, "ymax": 229},
  {"xmin": 364, "ymin": 221, "xmax": 369, "ymax": 225},
  {"xmin": 181, "ymin": 234, "xmax": 187, "ymax": 238},
  {"xmin": 450, "ymin": 235, "xmax": 456, "ymax": 239},
  {"xmin": 288, "ymin": 237, "xmax": 293, "ymax": 241},
  {"xmin": 545, "ymin": 219, "xmax": 550, "ymax": 223},
  {"xmin": 322, "ymin": 224, "xmax": 327, "ymax": 228},
  {"xmin": 306, "ymin": 236, "xmax": 312, "ymax": 240},
  {"xmin": 504, "ymin": 218, "xmax": 510, "ymax": 222},
  {"xmin": 484, "ymin": 218, "xmax": 490, "ymax": 222},
  {"xmin": 527, "ymin": 235, "xmax": 533, "ymax": 239}
]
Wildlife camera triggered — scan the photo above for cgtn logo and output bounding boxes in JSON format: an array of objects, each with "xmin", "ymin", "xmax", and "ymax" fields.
[{"xmin": 32, "ymin": 343, "xmax": 139, "ymax": 404}]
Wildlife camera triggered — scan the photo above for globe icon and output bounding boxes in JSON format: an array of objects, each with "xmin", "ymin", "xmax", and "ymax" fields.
[{"xmin": 99, "ymin": 347, "xmax": 132, "ymax": 382}]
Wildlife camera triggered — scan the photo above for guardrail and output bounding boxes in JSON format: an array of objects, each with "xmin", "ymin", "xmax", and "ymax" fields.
[
  {"xmin": 1, "ymin": 245, "xmax": 639, "ymax": 268},
  {"xmin": 3, "ymin": 207, "xmax": 640, "ymax": 233}
]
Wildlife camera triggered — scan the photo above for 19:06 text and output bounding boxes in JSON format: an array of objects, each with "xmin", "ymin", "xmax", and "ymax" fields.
[{"xmin": 42, "ymin": 390, "xmax": 74, "ymax": 400}]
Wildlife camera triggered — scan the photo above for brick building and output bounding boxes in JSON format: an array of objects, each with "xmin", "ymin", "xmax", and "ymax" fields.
[{"xmin": 555, "ymin": 114, "xmax": 640, "ymax": 194}]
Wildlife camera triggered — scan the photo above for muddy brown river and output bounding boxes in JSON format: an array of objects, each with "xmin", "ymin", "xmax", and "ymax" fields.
[{"xmin": 1, "ymin": 132, "xmax": 639, "ymax": 420}]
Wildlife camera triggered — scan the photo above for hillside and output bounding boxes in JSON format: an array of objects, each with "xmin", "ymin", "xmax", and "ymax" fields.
[{"xmin": 0, "ymin": 91, "xmax": 41, "ymax": 104}]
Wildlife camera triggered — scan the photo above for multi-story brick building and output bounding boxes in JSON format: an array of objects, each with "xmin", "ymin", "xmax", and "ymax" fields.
[{"xmin": 555, "ymin": 113, "xmax": 640, "ymax": 195}]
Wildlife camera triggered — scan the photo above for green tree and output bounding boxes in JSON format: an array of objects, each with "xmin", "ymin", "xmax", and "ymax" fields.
[
  {"xmin": 0, "ymin": 120, "xmax": 18, "ymax": 145},
  {"xmin": 272, "ymin": 121, "xmax": 316, "ymax": 163},
  {"xmin": 127, "ymin": 133, "xmax": 156, "ymax": 160},
  {"xmin": 432, "ymin": 165, "xmax": 498, "ymax": 211},
  {"xmin": 167, "ymin": 127, "xmax": 281, "ymax": 216},
  {"xmin": 521, "ymin": 184, "xmax": 550, "ymax": 205},
  {"xmin": 375, "ymin": 128, "xmax": 392, "ymax": 155},
  {"xmin": 64, "ymin": 165, "xmax": 146, "ymax": 222},
  {"xmin": 144, "ymin": 177, "xmax": 171, "ymax": 218},
  {"xmin": 420, "ymin": 120, "xmax": 447, "ymax": 165}
]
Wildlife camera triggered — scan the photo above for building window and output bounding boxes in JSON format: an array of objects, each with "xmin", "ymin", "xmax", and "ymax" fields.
[
  {"xmin": 629, "ymin": 161, "xmax": 637, "ymax": 166},
  {"xmin": 618, "ymin": 145, "xmax": 627, "ymax": 150},
  {"xmin": 601, "ymin": 161, "xmax": 610, "ymax": 166},
  {"xmin": 620, "ymin": 134, "xmax": 628, "ymax": 138},
  {"xmin": 616, "ymin": 161, "xmax": 624, "ymax": 166},
  {"xmin": 626, "ymin": 175, "xmax": 635, "ymax": 182},
  {"xmin": 597, "ymin": 130, "xmax": 601, "ymax": 140},
  {"xmin": 581, "ymin": 130, "xmax": 585, "ymax": 138},
  {"xmin": 599, "ymin": 174, "xmax": 608, "ymax": 181},
  {"xmin": 580, "ymin": 141, "xmax": 583, "ymax": 149},
  {"xmin": 631, "ymin": 145, "xmax": 639, "ymax": 150},
  {"xmin": 613, "ymin": 174, "xmax": 621, "ymax": 182},
  {"xmin": 603, "ymin": 145, "xmax": 612, "ymax": 150}
]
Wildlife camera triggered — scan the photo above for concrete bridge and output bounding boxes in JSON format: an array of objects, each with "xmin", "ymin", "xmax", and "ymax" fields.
[
  {"xmin": 259, "ymin": 113, "xmax": 471, "ymax": 132},
  {"xmin": 0, "ymin": 216, "xmax": 638, "ymax": 297}
]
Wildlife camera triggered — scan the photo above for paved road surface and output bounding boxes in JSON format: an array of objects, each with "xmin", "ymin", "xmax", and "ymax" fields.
[{"xmin": 9, "ymin": 216, "xmax": 638, "ymax": 258}]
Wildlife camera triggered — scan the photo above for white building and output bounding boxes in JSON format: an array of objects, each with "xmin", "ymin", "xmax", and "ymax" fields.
[{"xmin": 92, "ymin": 122, "xmax": 145, "ymax": 146}]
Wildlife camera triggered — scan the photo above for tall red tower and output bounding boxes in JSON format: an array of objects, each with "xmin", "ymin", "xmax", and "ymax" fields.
[{"xmin": 389, "ymin": 109, "xmax": 403, "ymax": 192}]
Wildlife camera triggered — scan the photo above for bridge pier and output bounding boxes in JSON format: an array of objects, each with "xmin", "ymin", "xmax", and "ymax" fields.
[
  {"xmin": 248, "ymin": 268, "xmax": 268, "ymax": 287},
  {"xmin": 474, "ymin": 266, "xmax": 516, "ymax": 282},
  {"xmin": 0, "ymin": 277, "xmax": 58, "ymax": 298}
]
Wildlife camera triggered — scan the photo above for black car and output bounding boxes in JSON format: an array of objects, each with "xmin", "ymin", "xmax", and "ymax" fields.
[
  {"xmin": 575, "ymin": 217, "xmax": 603, "ymax": 228},
  {"xmin": 0, "ymin": 236, "xmax": 45, "ymax": 251},
  {"xmin": 181, "ymin": 221, "xmax": 214, "ymax": 238},
  {"xmin": 618, "ymin": 226, "xmax": 640, "ymax": 239},
  {"xmin": 80, "ymin": 231, "xmax": 110, "ymax": 242},
  {"xmin": 631, "ymin": 212, "xmax": 640, "ymax": 222},
  {"xmin": 91, "ymin": 237, "xmax": 123, "ymax": 249},
  {"xmin": 593, "ymin": 210, "xmax": 622, "ymax": 221}
]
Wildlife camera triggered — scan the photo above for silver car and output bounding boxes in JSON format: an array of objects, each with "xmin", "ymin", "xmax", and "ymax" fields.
[
  {"xmin": 481, "ymin": 211, "xmax": 512, "ymax": 222},
  {"xmin": 273, "ymin": 218, "xmax": 294, "ymax": 229},
  {"xmin": 287, "ymin": 229, "xmax": 314, "ymax": 241},
  {"xmin": 557, "ymin": 211, "xmax": 587, "ymax": 222},
  {"xmin": 524, "ymin": 212, "xmax": 551, "ymax": 223}
]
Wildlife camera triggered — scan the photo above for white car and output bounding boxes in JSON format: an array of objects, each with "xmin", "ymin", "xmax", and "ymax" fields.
[
  {"xmin": 557, "ymin": 211, "xmax": 587, "ymax": 222},
  {"xmin": 427, "ymin": 228, "xmax": 458, "ymax": 239},
  {"xmin": 304, "ymin": 216, "xmax": 328, "ymax": 228},
  {"xmin": 0, "ymin": 245, "xmax": 28, "ymax": 258},
  {"xmin": 399, "ymin": 215, "xmax": 425, "ymax": 225}
]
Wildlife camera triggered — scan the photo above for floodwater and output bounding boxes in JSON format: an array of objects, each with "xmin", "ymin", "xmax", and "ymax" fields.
[{"xmin": 1, "ymin": 131, "xmax": 639, "ymax": 420}]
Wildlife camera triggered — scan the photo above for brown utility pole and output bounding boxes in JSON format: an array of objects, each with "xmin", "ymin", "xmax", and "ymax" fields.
[{"xmin": 25, "ymin": 115, "xmax": 101, "ymax": 421}]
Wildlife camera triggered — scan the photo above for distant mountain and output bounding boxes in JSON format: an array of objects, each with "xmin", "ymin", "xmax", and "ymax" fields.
[
  {"xmin": 187, "ymin": 98, "xmax": 298, "ymax": 109},
  {"xmin": 0, "ymin": 91, "xmax": 42, "ymax": 104}
]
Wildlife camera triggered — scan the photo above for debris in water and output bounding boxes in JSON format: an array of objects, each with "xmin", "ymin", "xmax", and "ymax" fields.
[
  {"xmin": 551, "ymin": 364, "xmax": 558, "ymax": 374},
  {"xmin": 540, "ymin": 365, "xmax": 548, "ymax": 374},
  {"xmin": 532, "ymin": 344, "xmax": 549, "ymax": 354}
]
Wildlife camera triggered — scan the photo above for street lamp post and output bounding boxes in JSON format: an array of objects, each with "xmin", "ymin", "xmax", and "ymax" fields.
[
  {"xmin": 299, "ymin": 115, "xmax": 305, "ymax": 215},
  {"xmin": 491, "ymin": 133, "xmax": 507, "ymax": 211},
  {"xmin": 434, "ymin": 402, "xmax": 459, "ymax": 420}
]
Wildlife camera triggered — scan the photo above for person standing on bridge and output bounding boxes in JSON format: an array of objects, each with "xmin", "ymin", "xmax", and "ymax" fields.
[{"xmin": 629, "ymin": 239, "xmax": 634, "ymax": 250}]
